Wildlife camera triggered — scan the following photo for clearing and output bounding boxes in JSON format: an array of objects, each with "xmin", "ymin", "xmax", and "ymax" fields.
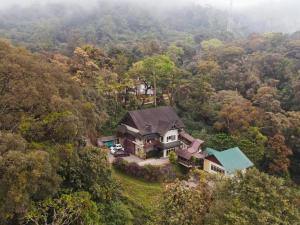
[{"xmin": 112, "ymin": 168, "xmax": 163, "ymax": 210}]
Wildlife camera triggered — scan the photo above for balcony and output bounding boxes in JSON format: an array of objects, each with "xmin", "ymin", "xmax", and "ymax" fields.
[
  {"xmin": 178, "ymin": 157, "xmax": 203, "ymax": 168},
  {"xmin": 158, "ymin": 140, "xmax": 182, "ymax": 150}
]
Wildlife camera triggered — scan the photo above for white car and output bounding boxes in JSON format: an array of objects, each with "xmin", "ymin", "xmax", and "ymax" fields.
[{"xmin": 110, "ymin": 144, "xmax": 124, "ymax": 154}]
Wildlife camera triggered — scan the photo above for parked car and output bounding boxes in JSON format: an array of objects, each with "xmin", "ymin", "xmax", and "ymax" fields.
[
  {"xmin": 110, "ymin": 144, "xmax": 124, "ymax": 154},
  {"xmin": 113, "ymin": 150, "xmax": 130, "ymax": 157}
]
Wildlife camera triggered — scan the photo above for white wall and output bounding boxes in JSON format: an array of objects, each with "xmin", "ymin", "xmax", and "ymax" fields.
[{"xmin": 163, "ymin": 129, "xmax": 178, "ymax": 143}]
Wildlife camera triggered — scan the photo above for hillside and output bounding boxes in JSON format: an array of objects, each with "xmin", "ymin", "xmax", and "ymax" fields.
[
  {"xmin": 0, "ymin": 1, "xmax": 300, "ymax": 225},
  {"xmin": 0, "ymin": 1, "xmax": 230, "ymax": 52}
]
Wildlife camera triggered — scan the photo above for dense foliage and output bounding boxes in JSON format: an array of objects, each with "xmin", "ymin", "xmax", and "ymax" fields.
[
  {"xmin": 206, "ymin": 169, "xmax": 300, "ymax": 225},
  {"xmin": 0, "ymin": 1, "xmax": 230, "ymax": 53},
  {"xmin": 157, "ymin": 169, "xmax": 300, "ymax": 225},
  {"xmin": 0, "ymin": 1, "xmax": 300, "ymax": 224}
]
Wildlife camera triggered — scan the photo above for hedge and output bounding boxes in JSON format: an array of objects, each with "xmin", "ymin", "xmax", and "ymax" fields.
[{"xmin": 113, "ymin": 158, "xmax": 177, "ymax": 182}]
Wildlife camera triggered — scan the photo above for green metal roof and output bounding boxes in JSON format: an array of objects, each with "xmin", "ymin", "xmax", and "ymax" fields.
[{"xmin": 204, "ymin": 147, "xmax": 254, "ymax": 174}]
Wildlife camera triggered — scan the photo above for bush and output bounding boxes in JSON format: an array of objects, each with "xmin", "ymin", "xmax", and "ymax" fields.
[
  {"xmin": 168, "ymin": 151, "xmax": 177, "ymax": 164},
  {"xmin": 113, "ymin": 158, "xmax": 177, "ymax": 182}
]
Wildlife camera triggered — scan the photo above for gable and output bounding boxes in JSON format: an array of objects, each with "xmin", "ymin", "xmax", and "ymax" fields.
[{"xmin": 120, "ymin": 113, "xmax": 138, "ymax": 129}]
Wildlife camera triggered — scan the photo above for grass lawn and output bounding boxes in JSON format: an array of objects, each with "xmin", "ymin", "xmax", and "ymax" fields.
[{"xmin": 112, "ymin": 168, "xmax": 163, "ymax": 210}]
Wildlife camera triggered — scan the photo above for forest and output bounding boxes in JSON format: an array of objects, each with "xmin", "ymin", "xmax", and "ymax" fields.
[{"xmin": 1, "ymin": 0, "xmax": 300, "ymax": 225}]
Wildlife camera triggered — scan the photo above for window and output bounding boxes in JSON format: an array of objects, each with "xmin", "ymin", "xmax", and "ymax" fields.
[
  {"xmin": 167, "ymin": 135, "xmax": 176, "ymax": 142},
  {"xmin": 211, "ymin": 164, "xmax": 224, "ymax": 174}
]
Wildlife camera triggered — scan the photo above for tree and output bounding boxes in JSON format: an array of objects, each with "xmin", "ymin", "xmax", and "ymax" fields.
[
  {"xmin": 253, "ymin": 86, "xmax": 282, "ymax": 112},
  {"xmin": 237, "ymin": 127, "xmax": 267, "ymax": 166},
  {"xmin": 0, "ymin": 150, "xmax": 60, "ymax": 224},
  {"xmin": 285, "ymin": 112, "xmax": 300, "ymax": 153},
  {"xmin": 167, "ymin": 44, "xmax": 184, "ymax": 65},
  {"xmin": 214, "ymin": 91, "xmax": 261, "ymax": 134},
  {"xmin": 197, "ymin": 59, "xmax": 221, "ymax": 77},
  {"xmin": 127, "ymin": 55, "xmax": 176, "ymax": 106},
  {"xmin": 26, "ymin": 192, "xmax": 101, "ymax": 225},
  {"xmin": 266, "ymin": 134, "xmax": 293, "ymax": 176},
  {"xmin": 0, "ymin": 40, "xmax": 105, "ymax": 141},
  {"xmin": 176, "ymin": 75, "xmax": 215, "ymax": 122},
  {"xmin": 63, "ymin": 147, "xmax": 119, "ymax": 202},
  {"xmin": 207, "ymin": 129, "xmax": 266, "ymax": 166},
  {"xmin": 206, "ymin": 169, "xmax": 300, "ymax": 225},
  {"xmin": 0, "ymin": 132, "xmax": 27, "ymax": 155},
  {"xmin": 262, "ymin": 112, "xmax": 290, "ymax": 137},
  {"xmin": 207, "ymin": 133, "xmax": 236, "ymax": 150},
  {"xmin": 201, "ymin": 39, "xmax": 224, "ymax": 51},
  {"xmin": 216, "ymin": 46, "xmax": 245, "ymax": 63},
  {"xmin": 157, "ymin": 180, "xmax": 212, "ymax": 225}
]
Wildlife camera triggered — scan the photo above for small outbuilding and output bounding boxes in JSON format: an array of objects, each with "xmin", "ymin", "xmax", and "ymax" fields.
[{"xmin": 203, "ymin": 147, "xmax": 254, "ymax": 176}]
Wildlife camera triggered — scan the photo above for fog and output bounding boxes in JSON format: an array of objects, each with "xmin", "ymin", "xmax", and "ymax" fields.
[
  {"xmin": 0, "ymin": 0, "xmax": 277, "ymax": 9},
  {"xmin": 0, "ymin": 0, "xmax": 300, "ymax": 33}
]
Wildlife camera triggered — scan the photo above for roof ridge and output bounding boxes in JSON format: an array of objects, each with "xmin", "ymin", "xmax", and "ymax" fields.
[{"xmin": 129, "ymin": 106, "xmax": 172, "ymax": 114}]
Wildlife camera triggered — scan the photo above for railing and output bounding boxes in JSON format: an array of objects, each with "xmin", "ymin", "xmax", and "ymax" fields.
[
  {"xmin": 178, "ymin": 159, "xmax": 194, "ymax": 168},
  {"xmin": 178, "ymin": 158, "xmax": 203, "ymax": 168}
]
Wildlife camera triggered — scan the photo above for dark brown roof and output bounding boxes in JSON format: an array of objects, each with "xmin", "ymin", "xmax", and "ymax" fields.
[
  {"xmin": 177, "ymin": 149, "xmax": 206, "ymax": 160},
  {"xmin": 187, "ymin": 139, "xmax": 204, "ymax": 153},
  {"xmin": 179, "ymin": 130, "xmax": 195, "ymax": 143},
  {"xmin": 121, "ymin": 106, "xmax": 185, "ymax": 136}
]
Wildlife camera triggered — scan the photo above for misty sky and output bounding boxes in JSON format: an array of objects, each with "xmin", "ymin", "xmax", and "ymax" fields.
[
  {"xmin": 0, "ymin": 0, "xmax": 282, "ymax": 9},
  {"xmin": 0, "ymin": 0, "xmax": 299, "ymax": 33}
]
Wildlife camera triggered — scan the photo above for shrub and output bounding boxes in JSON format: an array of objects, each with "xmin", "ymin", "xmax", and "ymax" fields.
[{"xmin": 168, "ymin": 151, "xmax": 177, "ymax": 164}]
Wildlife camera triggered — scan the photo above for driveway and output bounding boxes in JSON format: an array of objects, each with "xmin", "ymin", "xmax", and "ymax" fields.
[
  {"xmin": 123, "ymin": 155, "xmax": 144, "ymax": 163},
  {"xmin": 138, "ymin": 158, "xmax": 169, "ymax": 166},
  {"xmin": 109, "ymin": 153, "xmax": 170, "ymax": 166},
  {"xmin": 109, "ymin": 153, "xmax": 143, "ymax": 164}
]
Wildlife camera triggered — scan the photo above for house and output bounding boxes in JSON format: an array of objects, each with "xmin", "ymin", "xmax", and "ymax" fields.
[
  {"xmin": 137, "ymin": 83, "xmax": 154, "ymax": 96},
  {"xmin": 203, "ymin": 147, "xmax": 254, "ymax": 176},
  {"xmin": 115, "ymin": 106, "xmax": 253, "ymax": 175},
  {"xmin": 117, "ymin": 106, "xmax": 195, "ymax": 159}
]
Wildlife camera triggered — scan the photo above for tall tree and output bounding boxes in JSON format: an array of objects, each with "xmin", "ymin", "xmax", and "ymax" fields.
[
  {"xmin": 214, "ymin": 91, "xmax": 261, "ymax": 134},
  {"xmin": 128, "ymin": 55, "xmax": 176, "ymax": 107},
  {"xmin": 0, "ymin": 150, "xmax": 60, "ymax": 224},
  {"xmin": 62, "ymin": 147, "xmax": 119, "ymax": 203},
  {"xmin": 266, "ymin": 134, "xmax": 293, "ymax": 176}
]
